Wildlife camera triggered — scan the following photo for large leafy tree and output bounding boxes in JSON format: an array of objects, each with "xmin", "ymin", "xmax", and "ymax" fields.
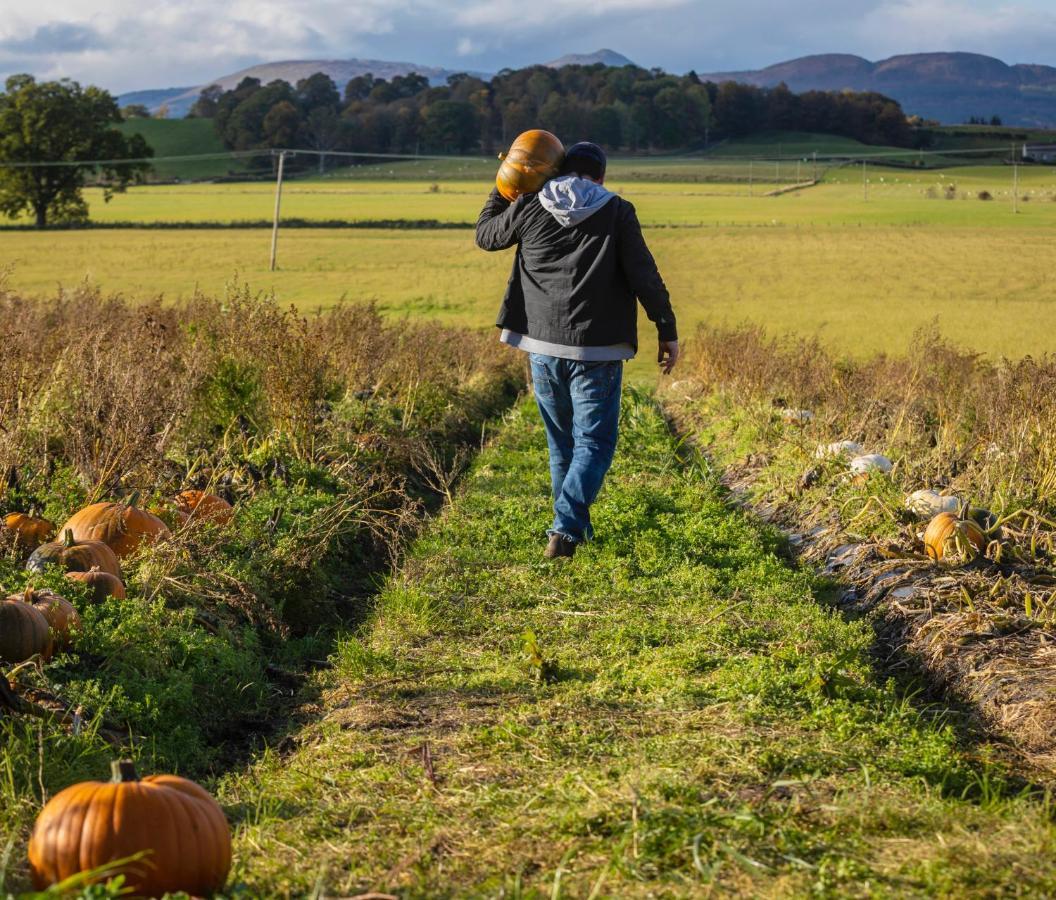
[{"xmin": 0, "ymin": 75, "xmax": 152, "ymax": 228}]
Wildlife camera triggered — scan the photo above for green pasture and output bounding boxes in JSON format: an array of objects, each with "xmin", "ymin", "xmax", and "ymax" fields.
[
  {"xmin": 22, "ymin": 162, "xmax": 1056, "ymax": 228},
  {"xmin": 116, "ymin": 118, "xmax": 248, "ymax": 179},
  {"xmin": 3, "ymin": 162, "xmax": 1056, "ymax": 372},
  {"xmin": 4, "ymin": 219, "xmax": 1055, "ymax": 375}
]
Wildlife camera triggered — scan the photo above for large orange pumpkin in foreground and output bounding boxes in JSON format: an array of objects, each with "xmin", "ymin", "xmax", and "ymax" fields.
[
  {"xmin": 3, "ymin": 511, "xmax": 55, "ymax": 550},
  {"xmin": 27, "ymin": 530, "xmax": 122, "ymax": 579},
  {"xmin": 60, "ymin": 496, "xmax": 171, "ymax": 558},
  {"xmin": 496, "ymin": 129, "xmax": 565, "ymax": 202},
  {"xmin": 66, "ymin": 567, "xmax": 127, "ymax": 603},
  {"xmin": 29, "ymin": 760, "xmax": 232, "ymax": 898},
  {"xmin": 923, "ymin": 512, "xmax": 987, "ymax": 562},
  {"xmin": 174, "ymin": 490, "xmax": 234, "ymax": 528},
  {"xmin": 0, "ymin": 595, "xmax": 53, "ymax": 663}
]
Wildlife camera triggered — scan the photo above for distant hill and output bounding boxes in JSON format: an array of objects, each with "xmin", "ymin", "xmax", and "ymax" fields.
[
  {"xmin": 123, "ymin": 58, "xmax": 493, "ymax": 118},
  {"xmin": 118, "ymin": 49, "xmax": 639, "ymax": 118},
  {"xmin": 544, "ymin": 49, "xmax": 636, "ymax": 69},
  {"xmin": 698, "ymin": 52, "xmax": 1056, "ymax": 127},
  {"xmin": 116, "ymin": 87, "xmax": 195, "ymax": 112}
]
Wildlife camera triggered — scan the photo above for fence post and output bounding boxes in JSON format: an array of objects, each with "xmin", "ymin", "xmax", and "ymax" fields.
[{"xmin": 270, "ymin": 150, "xmax": 287, "ymax": 272}]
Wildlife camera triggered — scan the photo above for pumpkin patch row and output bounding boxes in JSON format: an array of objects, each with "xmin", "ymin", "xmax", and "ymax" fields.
[
  {"xmin": 0, "ymin": 493, "xmax": 232, "ymax": 670},
  {"xmin": 2, "ymin": 492, "xmax": 239, "ymax": 892},
  {"xmin": 2, "ymin": 491, "xmax": 235, "ymax": 555}
]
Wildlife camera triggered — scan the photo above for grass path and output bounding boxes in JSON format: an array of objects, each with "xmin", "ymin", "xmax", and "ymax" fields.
[{"xmin": 222, "ymin": 392, "xmax": 1056, "ymax": 897}]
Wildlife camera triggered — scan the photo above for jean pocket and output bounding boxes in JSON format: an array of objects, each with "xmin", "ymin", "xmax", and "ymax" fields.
[
  {"xmin": 530, "ymin": 359, "xmax": 556, "ymax": 401},
  {"xmin": 572, "ymin": 361, "xmax": 621, "ymax": 402}
]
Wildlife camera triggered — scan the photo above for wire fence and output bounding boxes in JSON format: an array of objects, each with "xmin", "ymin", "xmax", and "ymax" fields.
[{"xmin": 0, "ymin": 143, "xmax": 1053, "ymax": 242}]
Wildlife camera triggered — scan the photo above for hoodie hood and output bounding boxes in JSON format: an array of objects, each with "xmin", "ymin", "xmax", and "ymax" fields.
[{"xmin": 538, "ymin": 175, "xmax": 615, "ymax": 228}]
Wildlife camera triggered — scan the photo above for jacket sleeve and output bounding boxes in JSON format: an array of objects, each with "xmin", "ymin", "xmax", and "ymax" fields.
[
  {"xmin": 475, "ymin": 188, "xmax": 522, "ymax": 251},
  {"xmin": 616, "ymin": 200, "xmax": 678, "ymax": 342}
]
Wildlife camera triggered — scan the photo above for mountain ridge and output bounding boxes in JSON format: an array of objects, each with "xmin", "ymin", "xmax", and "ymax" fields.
[
  {"xmin": 118, "ymin": 49, "xmax": 1056, "ymax": 126},
  {"xmin": 698, "ymin": 52, "xmax": 1056, "ymax": 125}
]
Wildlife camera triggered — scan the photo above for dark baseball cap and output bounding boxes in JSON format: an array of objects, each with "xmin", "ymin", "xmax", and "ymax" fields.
[{"xmin": 560, "ymin": 142, "xmax": 607, "ymax": 179}]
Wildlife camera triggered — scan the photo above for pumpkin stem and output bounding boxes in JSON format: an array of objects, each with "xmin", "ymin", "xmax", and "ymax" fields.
[
  {"xmin": 126, "ymin": 490, "xmax": 141, "ymax": 509},
  {"xmin": 64, "ymin": 529, "xmax": 75, "ymax": 548},
  {"xmin": 111, "ymin": 760, "xmax": 140, "ymax": 783}
]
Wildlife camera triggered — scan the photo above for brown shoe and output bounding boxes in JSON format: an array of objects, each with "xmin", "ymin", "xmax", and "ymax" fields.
[{"xmin": 544, "ymin": 534, "xmax": 576, "ymax": 560}]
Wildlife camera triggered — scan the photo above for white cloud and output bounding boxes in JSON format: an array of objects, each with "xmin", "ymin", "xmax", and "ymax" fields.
[
  {"xmin": 455, "ymin": 0, "xmax": 689, "ymax": 28},
  {"xmin": 456, "ymin": 36, "xmax": 481, "ymax": 56},
  {"xmin": 1, "ymin": 0, "xmax": 1055, "ymax": 94},
  {"xmin": 856, "ymin": 0, "xmax": 1056, "ymax": 58}
]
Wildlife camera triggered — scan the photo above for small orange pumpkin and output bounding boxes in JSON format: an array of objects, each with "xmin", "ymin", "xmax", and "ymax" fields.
[
  {"xmin": 923, "ymin": 512, "xmax": 987, "ymax": 562},
  {"xmin": 0, "ymin": 595, "xmax": 53, "ymax": 663},
  {"xmin": 27, "ymin": 530, "xmax": 122, "ymax": 579},
  {"xmin": 60, "ymin": 494, "xmax": 171, "ymax": 559},
  {"xmin": 3, "ymin": 511, "xmax": 56, "ymax": 550},
  {"xmin": 496, "ymin": 129, "xmax": 565, "ymax": 202},
  {"xmin": 66, "ymin": 567, "xmax": 126, "ymax": 603},
  {"xmin": 28, "ymin": 760, "xmax": 232, "ymax": 897},
  {"xmin": 174, "ymin": 490, "xmax": 234, "ymax": 528},
  {"xmin": 15, "ymin": 588, "xmax": 81, "ymax": 652}
]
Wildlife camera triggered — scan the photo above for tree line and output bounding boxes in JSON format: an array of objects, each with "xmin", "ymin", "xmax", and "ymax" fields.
[{"xmin": 193, "ymin": 64, "xmax": 915, "ymax": 164}]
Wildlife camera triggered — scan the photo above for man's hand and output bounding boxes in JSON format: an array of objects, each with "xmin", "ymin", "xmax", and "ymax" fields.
[{"xmin": 658, "ymin": 340, "xmax": 679, "ymax": 375}]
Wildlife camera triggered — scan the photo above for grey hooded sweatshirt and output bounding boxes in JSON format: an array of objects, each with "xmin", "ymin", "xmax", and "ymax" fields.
[{"xmin": 537, "ymin": 175, "xmax": 616, "ymax": 228}]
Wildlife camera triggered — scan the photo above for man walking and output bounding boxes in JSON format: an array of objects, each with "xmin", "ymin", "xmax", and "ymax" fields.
[{"xmin": 476, "ymin": 141, "xmax": 678, "ymax": 559}]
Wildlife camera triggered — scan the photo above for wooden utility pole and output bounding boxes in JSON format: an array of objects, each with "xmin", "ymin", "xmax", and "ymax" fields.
[
  {"xmin": 1012, "ymin": 141, "xmax": 1019, "ymax": 214},
  {"xmin": 812, "ymin": 151, "xmax": 818, "ymax": 182},
  {"xmin": 270, "ymin": 150, "xmax": 287, "ymax": 271}
]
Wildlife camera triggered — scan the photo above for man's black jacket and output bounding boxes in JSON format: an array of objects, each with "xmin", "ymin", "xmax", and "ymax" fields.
[{"xmin": 475, "ymin": 187, "xmax": 677, "ymax": 350}]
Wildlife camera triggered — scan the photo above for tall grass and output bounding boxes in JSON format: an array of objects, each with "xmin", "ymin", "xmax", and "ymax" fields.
[{"xmin": 688, "ymin": 322, "xmax": 1056, "ymax": 514}]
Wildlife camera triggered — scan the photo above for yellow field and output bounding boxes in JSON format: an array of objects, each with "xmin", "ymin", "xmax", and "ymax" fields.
[{"xmin": 3, "ymin": 167, "xmax": 1056, "ymax": 381}]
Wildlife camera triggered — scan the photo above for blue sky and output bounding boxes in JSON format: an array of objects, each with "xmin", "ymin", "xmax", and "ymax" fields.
[{"xmin": 1, "ymin": 0, "xmax": 1054, "ymax": 93}]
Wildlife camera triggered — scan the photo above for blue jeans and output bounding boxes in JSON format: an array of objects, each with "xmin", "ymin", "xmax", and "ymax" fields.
[{"xmin": 529, "ymin": 353, "xmax": 623, "ymax": 544}]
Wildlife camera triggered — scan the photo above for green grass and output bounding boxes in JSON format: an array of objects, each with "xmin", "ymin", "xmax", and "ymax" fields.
[
  {"xmin": 3, "ymin": 216, "xmax": 1056, "ymax": 371},
  {"xmin": 220, "ymin": 392, "xmax": 1056, "ymax": 897},
  {"xmin": 4, "ymin": 165, "xmax": 1056, "ymax": 368},
  {"xmin": 116, "ymin": 118, "xmax": 249, "ymax": 180},
  {"xmin": 706, "ymin": 130, "xmax": 903, "ymax": 158}
]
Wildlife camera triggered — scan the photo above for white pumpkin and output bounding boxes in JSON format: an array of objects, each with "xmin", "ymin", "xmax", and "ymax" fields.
[
  {"xmin": 905, "ymin": 489, "xmax": 961, "ymax": 519},
  {"xmin": 849, "ymin": 454, "xmax": 893, "ymax": 475},
  {"xmin": 815, "ymin": 440, "xmax": 864, "ymax": 460}
]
